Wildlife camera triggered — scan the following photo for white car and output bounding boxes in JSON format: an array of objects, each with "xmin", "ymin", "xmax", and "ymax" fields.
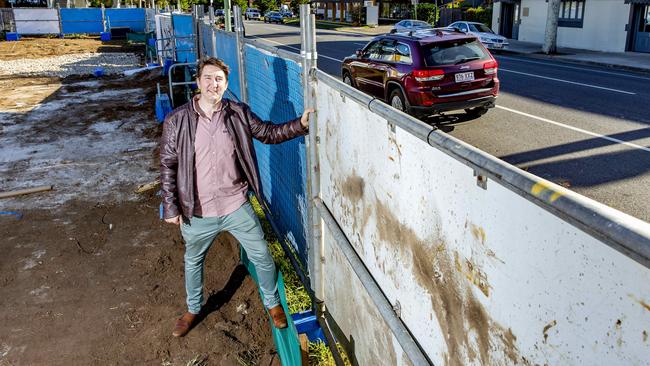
[
  {"xmin": 390, "ymin": 19, "xmax": 433, "ymax": 33},
  {"xmin": 448, "ymin": 21, "xmax": 509, "ymax": 50},
  {"xmin": 245, "ymin": 8, "xmax": 262, "ymax": 20}
]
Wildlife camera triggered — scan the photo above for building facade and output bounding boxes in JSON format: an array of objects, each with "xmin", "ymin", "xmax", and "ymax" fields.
[{"xmin": 492, "ymin": 0, "xmax": 650, "ymax": 53}]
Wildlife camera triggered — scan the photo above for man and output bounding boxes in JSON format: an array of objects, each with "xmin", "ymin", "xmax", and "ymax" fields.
[{"xmin": 160, "ymin": 57, "xmax": 314, "ymax": 337}]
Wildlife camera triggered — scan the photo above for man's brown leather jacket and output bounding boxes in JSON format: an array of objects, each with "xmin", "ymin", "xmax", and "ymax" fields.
[{"xmin": 160, "ymin": 98, "xmax": 308, "ymax": 219}]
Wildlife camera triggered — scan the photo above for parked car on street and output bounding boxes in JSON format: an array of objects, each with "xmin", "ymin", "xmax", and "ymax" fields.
[
  {"xmin": 245, "ymin": 8, "xmax": 262, "ymax": 20},
  {"xmin": 448, "ymin": 21, "xmax": 509, "ymax": 50},
  {"xmin": 390, "ymin": 19, "xmax": 433, "ymax": 33},
  {"xmin": 341, "ymin": 28, "xmax": 499, "ymax": 119},
  {"xmin": 214, "ymin": 9, "xmax": 224, "ymax": 16},
  {"xmin": 280, "ymin": 10, "xmax": 294, "ymax": 18},
  {"xmin": 264, "ymin": 11, "xmax": 285, "ymax": 24}
]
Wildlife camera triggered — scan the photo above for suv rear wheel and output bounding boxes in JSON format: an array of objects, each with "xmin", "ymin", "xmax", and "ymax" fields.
[
  {"xmin": 389, "ymin": 88, "xmax": 408, "ymax": 113},
  {"xmin": 465, "ymin": 106, "xmax": 489, "ymax": 118}
]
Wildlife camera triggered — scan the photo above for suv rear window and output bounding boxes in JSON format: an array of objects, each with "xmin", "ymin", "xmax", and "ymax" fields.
[{"xmin": 422, "ymin": 39, "xmax": 490, "ymax": 66}]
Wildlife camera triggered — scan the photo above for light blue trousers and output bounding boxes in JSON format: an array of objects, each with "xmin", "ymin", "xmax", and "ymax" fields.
[{"xmin": 180, "ymin": 201, "xmax": 280, "ymax": 314}]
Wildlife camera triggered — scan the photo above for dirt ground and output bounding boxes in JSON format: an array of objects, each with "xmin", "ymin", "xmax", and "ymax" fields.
[
  {"xmin": 0, "ymin": 39, "xmax": 279, "ymax": 365},
  {"xmin": 0, "ymin": 37, "xmax": 143, "ymax": 61}
]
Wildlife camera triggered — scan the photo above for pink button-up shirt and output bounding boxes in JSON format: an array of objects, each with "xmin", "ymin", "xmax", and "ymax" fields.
[{"xmin": 192, "ymin": 96, "xmax": 248, "ymax": 217}]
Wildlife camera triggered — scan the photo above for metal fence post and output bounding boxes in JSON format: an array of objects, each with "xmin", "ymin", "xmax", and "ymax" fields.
[
  {"xmin": 300, "ymin": 2, "xmax": 323, "ymax": 308},
  {"xmin": 192, "ymin": 5, "xmax": 200, "ymax": 59},
  {"xmin": 233, "ymin": 6, "xmax": 247, "ymax": 103},
  {"xmin": 56, "ymin": 4, "xmax": 62, "ymax": 36},
  {"xmin": 101, "ymin": 4, "xmax": 106, "ymax": 32},
  {"xmin": 224, "ymin": 0, "xmax": 231, "ymax": 32}
]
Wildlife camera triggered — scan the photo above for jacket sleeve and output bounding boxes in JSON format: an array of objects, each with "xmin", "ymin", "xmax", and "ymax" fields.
[
  {"xmin": 244, "ymin": 103, "xmax": 309, "ymax": 144},
  {"xmin": 159, "ymin": 114, "xmax": 180, "ymax": 219}
]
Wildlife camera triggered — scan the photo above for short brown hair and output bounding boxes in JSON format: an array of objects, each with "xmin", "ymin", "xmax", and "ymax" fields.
[{"xmin": 197, "ymin": 57, "xmax": 230, "ymax": 80}]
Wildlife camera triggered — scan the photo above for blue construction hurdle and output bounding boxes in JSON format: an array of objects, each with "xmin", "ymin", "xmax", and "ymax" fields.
[
  {"xmin": 105, "ymin": 8, "xmax": 146, "ymax": 32},
  {"xmin": 171, "ymin": 14, "xmax": 196, "ymax": 64},
  {"xmin": 60, "ymin": 8, "xmax": 103, "ymax": 35}
]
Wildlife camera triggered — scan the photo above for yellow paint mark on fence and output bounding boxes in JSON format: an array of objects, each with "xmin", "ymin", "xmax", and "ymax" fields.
[{"xmin": 531, "ymin": 182, "xmax": 564, "ymax": 203}]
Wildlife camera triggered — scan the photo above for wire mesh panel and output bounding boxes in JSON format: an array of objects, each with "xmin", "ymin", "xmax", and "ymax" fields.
[
  {"xmin": 243, "ymin": 45, "xmax": 308, "ymax": 270},
  {"xmin": 154, "ymin": 14, "xmax": 174, "ymax": 61},
  {"xmin": 214, "ymin": 29, "xmax": 241, "ymax": 101}
]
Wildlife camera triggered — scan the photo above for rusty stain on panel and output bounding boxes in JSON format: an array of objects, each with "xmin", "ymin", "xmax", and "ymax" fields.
[
  {"xmin": 374, "ymin": 198, "xmax": 522, "ymax": 366},
  {"xmin": 627, "ymin": 294, "xmax": 650, "ymax": 312},
  {"xmin": 471, "ymin": 224, "xmax": 486, "ymax": 245},
  {"xmin": 454, "ymin": 252, "xmax": 491, "ymax": 297},
  {"xmin": 640, "ymin": 300, "xmax": 650, "ymax": 312},
  {"xmin": 342, "ymin": 175, "xmax": 364, "ymax": 203},
  {"xmin": 543, "ymin": 320, "xmax": 557, "ymax": 343}
]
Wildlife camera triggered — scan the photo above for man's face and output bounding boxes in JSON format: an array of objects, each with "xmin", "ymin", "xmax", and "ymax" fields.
[{"xmin": 197, "ymin": 64, "xmax": 228, "ymax": 103}]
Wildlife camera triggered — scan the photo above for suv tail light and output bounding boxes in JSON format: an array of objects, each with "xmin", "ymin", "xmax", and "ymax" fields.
[
  {"xmin": 413, "ymin": 69, "xmax": 444, "ymax": 82},
  {"xmin": 484, "ymin": 60, "xmax": 498, "ymax": 75}
]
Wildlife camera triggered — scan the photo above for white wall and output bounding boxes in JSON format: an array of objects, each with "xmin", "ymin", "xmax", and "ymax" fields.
[
  {"xmin": 512, "ymin": 0, "xmax": 630, "ymax": 52},
  {"xmin": 492, "ymin": 1, "xmax": 501, "ymax": 36},
  {"xmin": 557, "ymin": 0, "xmax": 630, "ymax": 52},
  {"xmin": 316, "ymin": 75, "xmax": 650, "ymax": 365},
  {"xmin": 518, "ymin": 0, "xmax": 548, "ymax": 44}
]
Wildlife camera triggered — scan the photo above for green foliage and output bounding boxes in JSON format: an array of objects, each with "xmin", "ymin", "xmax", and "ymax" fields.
[
  {"xmin": 253, "ymin": 0, "xmax": 278, "ymax": 13},
  {"xmin": 89, "ymin": 0, "xmax": 113, "ymax": 7},
  {"xmin": 464, "ymin": 6, "xmax": 492, "ymax": 28},
  {"xmin": 289, "ymin": 0, "xmax": 309, "ymax": 14},
  {"xmin": 250, "ymin": 197, "xmax": 312, "ymax": 313},
  {"xmin": 415, "ymin": 3, "xmax": 438, "ymax": 24}
]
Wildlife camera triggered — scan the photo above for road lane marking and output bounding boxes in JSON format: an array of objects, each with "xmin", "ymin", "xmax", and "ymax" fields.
[
  {"xmin": 248, "ymin": 35, "xmax": 344, "ymax": 62},
  {"xmin": 353, "ymin": 42, "xmax": 368, "ymax": 46},
  {"xmin": 499, "ymin": 68, "xmax": 636, "ymax": 95},
  {"xmin": 496, "ymin": 105, "xmax": 650, "ymax": 153},
  {"xmin": 496, "ymin": 55, "xmax": 650, "ymax": 81}
]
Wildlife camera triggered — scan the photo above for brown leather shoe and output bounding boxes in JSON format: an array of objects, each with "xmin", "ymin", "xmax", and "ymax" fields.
[
  {"xmin": 269, "ymin": 305, "xmax": 288, "ymax": 329},
  {"xmin": 172, "ymin": 312, "xmax": 197, "ymax": 337}
]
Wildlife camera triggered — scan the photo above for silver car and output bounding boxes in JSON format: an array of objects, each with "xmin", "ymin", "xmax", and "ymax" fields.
[
  {"xmin": 390, "ymin": 19, "xmax": 433, "ymax": 33},
  {"xmin": 448, "ymin": 21, "xmax": 509, "ymax": 50}
]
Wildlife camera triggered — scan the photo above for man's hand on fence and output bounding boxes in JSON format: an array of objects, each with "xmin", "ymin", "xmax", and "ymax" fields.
[
  {"xmin": 301, "ymin": 108, "xmax": 315, "ymax": 129},
  {"xmin": 165, "ymin": 215, "xmax": 182, "ymax": 225}
]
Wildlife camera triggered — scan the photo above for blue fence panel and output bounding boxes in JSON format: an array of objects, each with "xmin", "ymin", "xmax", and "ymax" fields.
[
  {"xmin": 105, "ymin": 8, "xmax": 146, "ymax": 32},
  {"xmin": 60, "ymin": 8, "xmax": 103, "ymax": 34},
  {"xmin": 244, "ymin": 46, "xmax": 308, "ymax": 269},
  {"xmin": 215, "ymin": 31, "xmax": 241, "ymax": 100},
  {"xmin": 172, "ymin": 14, "xmax": 196, "ymax": 63}
]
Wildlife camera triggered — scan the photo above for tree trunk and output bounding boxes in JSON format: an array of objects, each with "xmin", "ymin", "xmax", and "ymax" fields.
[{"xmin": 542, "ymin": 0, "xmax": 561, "ymax": 54}]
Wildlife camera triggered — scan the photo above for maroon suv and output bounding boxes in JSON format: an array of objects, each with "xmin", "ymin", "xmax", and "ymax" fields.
[{"xmin": 341, "ymin": 28, "xmax": 499, "ymax": 118}]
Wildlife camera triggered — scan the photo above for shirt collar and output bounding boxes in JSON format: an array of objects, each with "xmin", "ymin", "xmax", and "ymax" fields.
[{"xmin": 192, "ymin": 95, "xmax": 225, "ymax": 120}]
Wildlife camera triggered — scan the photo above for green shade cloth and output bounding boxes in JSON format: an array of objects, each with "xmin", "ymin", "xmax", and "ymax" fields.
[{"xmin": 240, "ymin": 247, "xmax": 302, "ymax": 366}]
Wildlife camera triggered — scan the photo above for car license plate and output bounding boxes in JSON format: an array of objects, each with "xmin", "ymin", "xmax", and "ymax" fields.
[
  {"xmin": 455, "ymin": 72, "xmax": 474, "ymax": 83},
  {"xmin": 493, "ymin": 43, "xmax": 503, "ymax": 49}
]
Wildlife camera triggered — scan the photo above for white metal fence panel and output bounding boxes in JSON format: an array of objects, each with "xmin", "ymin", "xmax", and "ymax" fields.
[
  {"xmin": 154, "ymin": 14, "xmax": 174, "ymax": 62},
  {"xmin": 13, "ymin": 8, "xmax": 60, "ymax": 35},
  {"xmin": 316, "ymin": 78, "xmax": 650, "ymax": 365},
  {"xmin": 322, "ymin": 222, "xmax": 413, "ymax": 365}
]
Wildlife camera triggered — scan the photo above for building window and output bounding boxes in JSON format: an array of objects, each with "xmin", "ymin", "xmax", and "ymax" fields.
[{"xmin": 558, "ymin": 0, "xmax": 585, "ymax": 28}]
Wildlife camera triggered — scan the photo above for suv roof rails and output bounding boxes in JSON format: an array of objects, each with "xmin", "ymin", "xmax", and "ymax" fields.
[{"xmin": 390, "ymin": 27, "xmax": 467, "ymax": 39}]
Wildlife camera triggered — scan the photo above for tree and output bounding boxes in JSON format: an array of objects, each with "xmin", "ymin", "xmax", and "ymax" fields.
[
  {"xmin": 289, "ymin": 0, "xmax": 309, "ymax": 14},
  {"xmin": 253, "ymin": 0, "xmax": 277, "ymax": 13},
  {"xmin": 542, "ymin": 0, "xmax": 561, "ymax": 54}
]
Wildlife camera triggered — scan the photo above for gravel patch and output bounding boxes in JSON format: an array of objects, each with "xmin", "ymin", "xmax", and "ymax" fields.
[{"xmin": 0, "ymin": 52, "xmax": 141, "ymax": 78}]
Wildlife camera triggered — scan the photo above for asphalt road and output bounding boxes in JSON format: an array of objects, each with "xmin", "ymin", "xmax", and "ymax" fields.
[{"xmin": 243, "ymin": 21, "xmax": 650, "ymax": 223}]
